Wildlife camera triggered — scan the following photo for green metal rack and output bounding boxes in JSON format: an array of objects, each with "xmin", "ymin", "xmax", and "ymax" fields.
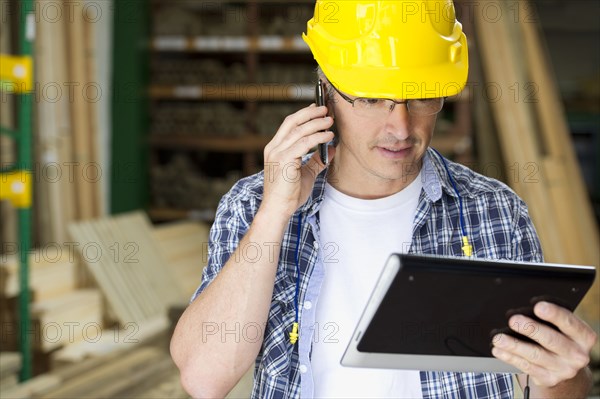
[{"xmin": 0, "ymin": 0, "xmax": 35, "ymax": 381}]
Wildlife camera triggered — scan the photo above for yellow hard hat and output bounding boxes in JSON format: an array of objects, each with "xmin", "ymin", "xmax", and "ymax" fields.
[{"xmin": 303, "ymin": 0, "xmax": 468, "ymax": 99}]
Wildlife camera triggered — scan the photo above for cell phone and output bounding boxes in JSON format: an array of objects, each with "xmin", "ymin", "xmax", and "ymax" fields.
[{"xmin": 315, "ymin": 79, "xmax": 329, "ymax": 165}]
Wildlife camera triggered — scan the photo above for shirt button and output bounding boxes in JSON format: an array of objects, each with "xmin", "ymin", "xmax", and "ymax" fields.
[
  {"xmin": 303, "ymin": 301, "xmax": 312, "ymax": 310},
  {"xmin": 299, "ymin": 364, "xmax": 308, "ymax": 374},
  {"xmin": 313, "ymin": 241, "xmax": 319, "ymax": 250}
]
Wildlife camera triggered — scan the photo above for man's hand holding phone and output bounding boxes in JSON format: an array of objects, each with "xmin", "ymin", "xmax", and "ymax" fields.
[{"xmin": 261, "ymin": 104, "xmax": 335, "ymax": 219}]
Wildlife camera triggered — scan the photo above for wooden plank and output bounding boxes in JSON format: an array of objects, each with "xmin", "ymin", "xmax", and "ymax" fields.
[
  {"xmin": 87, "ymin": 356, "xmax": 174, "ymax": 398},
  {"xmin": 118, "ymin": 212, "xmax": 186, "ymax": 307},
  {"xmin": 105, "ymin": 216, "xmax": 159, "ymax": 320},
  {"xmin": 115, "ymin": 367, "xmax": 189, "ymax": 399},
  {"xmin": 79, "ymin": 219, "xmax": 143, "ymax": 322},
  {"xmin": 68, "ymin": 221, "xmax": 139, "ymax": 323},
  {"xmin": 35, "ymin": 1, "xmax": 70, "ymax": 243},
  {"xmin": 83, "ymin": 1, "xmax": 102, "ymax": 218},
  {"xmin": 1, "ymin": 374, "xmax": 61, "ymax": 399},
  {"xmin": 502, "ymin": 1, "xmax": 580, "ymax": 265},
  {"xmin": 53, "ymin": 3, "xmax": 78, "ymax": 236},
  {"xmin": 64, "ymin": 0, "xmax": 95, "ymax": 219},
  {"xmin": 30, "ymin": 289, "xmax": 102, "ymax": 351},
  {"xmin": 51, "ymin": 315, "xmax": 168, "ymax": 364},
  {"xmin": 85, "ymin": 0, "xmax": 112, "ymax": 217},
  {"xmin": 0, "ymin": 247, "xmax": 78, "ymax": 300}
]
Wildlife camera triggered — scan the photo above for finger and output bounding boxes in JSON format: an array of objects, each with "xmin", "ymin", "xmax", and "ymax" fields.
[
  {"xmin": 507, "ymin": 314, "xmax": 568, "ymax": 355},
  {"xmin": 534, "ymin": 302, "xmax": 598, "ymax": 351},
  {"xmin": 492, "ymin": 332, "xmax": 556, "ymax": 369},
  {"xmin": 277, "ymin": 116, "xmax": 334, "ymax": 149},
  {"xmin": 269, "ymin": 106, "xmax": 328, "ymax": 147},
  {"xmin": 507, "ymin": 313, "xmax": 594, "ymax": 373},
  {"xmin": 491, "ymin": 347, "xmax": 558, "ymax": 387},
  {"xmin": 282, "ymin": 131, "xmax": 335, "ymax": 161},
  {"xmin": 268, "ymin": 113, "xmax": 332, "ymax": 158}
]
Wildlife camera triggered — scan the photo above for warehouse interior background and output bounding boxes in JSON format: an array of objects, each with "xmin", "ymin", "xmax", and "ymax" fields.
[{"xmin": 0, "ymin": 0, "xmax": 599, "ymax": 397}]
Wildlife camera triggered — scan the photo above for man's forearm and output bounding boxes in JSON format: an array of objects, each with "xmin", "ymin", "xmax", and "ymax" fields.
[{"xmin": 170, "ymin": 207, "xmax": 291, "ymax": 398}]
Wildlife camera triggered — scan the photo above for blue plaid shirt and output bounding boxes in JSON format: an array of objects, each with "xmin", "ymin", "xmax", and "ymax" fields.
[{"xmin": 192, "ymin": 148, "xmax": 543, "ymax": 398}]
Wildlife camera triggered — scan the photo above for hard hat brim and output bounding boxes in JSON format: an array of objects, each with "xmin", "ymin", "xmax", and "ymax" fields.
[{"xmin": 318, "ymin": 61, "xmax": 468, "ymax": 100}]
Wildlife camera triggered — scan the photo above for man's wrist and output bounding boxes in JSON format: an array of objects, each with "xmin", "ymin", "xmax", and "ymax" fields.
[
  {"xmin": 254, "ymin": 205, "xmax": 293, "ymax": 235},
  {"xmin": 529, "ymin": 366, "xmax": 593, "ymax": 399}
]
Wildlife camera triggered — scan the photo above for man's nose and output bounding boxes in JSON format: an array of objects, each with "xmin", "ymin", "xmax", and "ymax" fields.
[{"xmin": 384, "ymin": 102, "xmax": 411, "ymax": 139}]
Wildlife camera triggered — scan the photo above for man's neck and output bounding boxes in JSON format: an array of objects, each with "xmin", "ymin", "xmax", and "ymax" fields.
[{"xmin": 326, "ymin": 158, "xmax": 422, "ymax": 200}]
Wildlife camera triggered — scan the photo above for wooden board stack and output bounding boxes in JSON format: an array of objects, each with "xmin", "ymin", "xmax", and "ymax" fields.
[
  {"xmin": 67, "ymin": 211, "xmax": 187, "ymax": 326},
  {"xmin": 1, "ymin": 215, "xmax": 247, "ymax": 398},
  {"xmin": 32, "ymin": 0, "xmax": 110, "ymax": 245},
  {"xmin": 1, "ymin": 347, "xmax": 172, "ymax": 399},
  {"xmin": 474, "ymin": 0, "xmax": 599, "ymax": 329},
  {"xmin": 0, "ymin": 247, "xmax": 78, "ymax": 301},
  {"xmin": 30, "ymin": 290, "xmax": 102, "ymax": 353},
  {"xmin": 0, "ymin": 247, "xmax": 103, "ymax": 370},
  {"xmin": 35, "ymin": 0, "xmax": 76, "ymax": 244}
]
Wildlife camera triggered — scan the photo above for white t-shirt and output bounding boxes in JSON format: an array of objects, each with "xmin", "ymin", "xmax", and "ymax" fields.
[{"xmin": 311, "ymin": 174, "xmax": 424, "ymax": 399}]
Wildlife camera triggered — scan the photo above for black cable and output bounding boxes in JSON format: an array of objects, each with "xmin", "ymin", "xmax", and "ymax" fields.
[{"xmin": 524, "ymin": 374, "xmax": 530, "ymax": 399}]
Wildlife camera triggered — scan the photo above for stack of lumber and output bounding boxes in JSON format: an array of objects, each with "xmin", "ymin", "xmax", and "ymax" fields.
[
  {"xmin": 1, "ymin": 212, "xmax": 209, "ymax": 378},
  {"xmin": 0, "ymin": 248, "xmax": 101, "ymax": 365},
  {"xmin": 0, "ymin": 247, "xmax": 78, "ymax": 301},
  {"xmin": 67, "ymin": 211, "xmax": 187, "ymax": 326},
  {"xmin": 30, "ymin": 290, "xmax": 102, "ymax": 353},
  {"xmin": 474, "ymin": 0, "xmax": 599, "ymax": 330},
  {"xmin": 51, "ymin": 315, "xmax": 168, "ymax": 364},
  {"xmin": 1, "ymin": 346, "xmax": 175, "ymax": 399},
  {"xmin": 2, "ymin": 216, "xmax": 229, "ymax": 399},
  {"xmin": 34, "ymin": 0, "xmax": 111, "ymax": 244},
  {"xmin": 3, "ymin": 345, "xmax": 254, "ymax": 399},
  {"xmin": 0, "ymin": 353, "xmax": 22, "ymax": 392}
]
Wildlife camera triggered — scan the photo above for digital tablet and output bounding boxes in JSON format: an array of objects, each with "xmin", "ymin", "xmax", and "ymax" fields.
[{"xmin": 341, "ymin": 253, "xmax": 596, "ymax": 373}]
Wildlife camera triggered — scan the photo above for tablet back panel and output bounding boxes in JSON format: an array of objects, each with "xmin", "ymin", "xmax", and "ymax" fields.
[{"xmin": 356, "ymin": 254, "xmax": 595, "ymax": 359}]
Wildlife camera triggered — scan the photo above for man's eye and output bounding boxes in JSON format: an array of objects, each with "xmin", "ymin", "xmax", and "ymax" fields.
[
  {"xmin": 413, "ymin": 98, "xmax": 437, "ymax": 105},
  {"xmin": 358, "ymin": 98, "xmax": 383, "ymax": 106}
]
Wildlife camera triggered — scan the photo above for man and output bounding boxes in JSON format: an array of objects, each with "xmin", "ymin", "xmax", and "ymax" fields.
[{"xmin": 170, "ymin": 1, "xmax": 597, "ymax": 398}]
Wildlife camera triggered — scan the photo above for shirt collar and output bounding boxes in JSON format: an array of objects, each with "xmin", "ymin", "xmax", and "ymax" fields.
[{"xmin": 298, "ymin": 148, "xmax": 455, "ymax": 216}]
